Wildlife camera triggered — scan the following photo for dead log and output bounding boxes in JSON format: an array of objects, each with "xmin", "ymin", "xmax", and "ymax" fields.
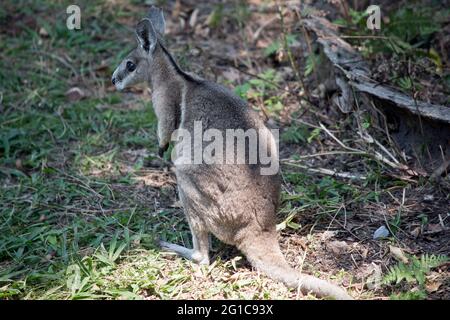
[{"xmin": 302, "ymin": 15, "xmax": 450, "ymax": 125}]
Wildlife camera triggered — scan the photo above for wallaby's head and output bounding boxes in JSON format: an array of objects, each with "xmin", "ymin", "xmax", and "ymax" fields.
[{"xmin": 111, "ymin": 6, "xmax": 166, "ymax": 90}]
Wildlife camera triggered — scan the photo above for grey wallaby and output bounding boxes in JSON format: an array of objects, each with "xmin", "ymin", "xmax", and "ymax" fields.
[{"xmin": 111, "ymin": 6, "xmax": 352, "ymax": 300}]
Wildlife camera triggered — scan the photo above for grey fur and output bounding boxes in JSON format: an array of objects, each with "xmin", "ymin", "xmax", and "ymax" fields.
[
  {"xmin": 136, "ymin": 19, "xmax": 157, "ymax": 53},
  {"xmin": 111, "ymin": 7, "xmax": 353, "ymax": 300},
  {"xmin": 146, "ymin": 6, "xmax": 165, "ymax": 36}
]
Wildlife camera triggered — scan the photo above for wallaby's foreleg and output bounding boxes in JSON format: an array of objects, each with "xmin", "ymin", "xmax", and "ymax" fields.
[
  {"xmin": 156, "ymin": 117, "xmax": 173, "ymax": 156},
  {"xmin": 152, "ymin": 91, "xmax": 180, "ymax": 156}
]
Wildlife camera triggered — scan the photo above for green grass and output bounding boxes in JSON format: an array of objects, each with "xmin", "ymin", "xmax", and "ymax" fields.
[{"xmin": 0, "ymin": 0, "xmax": 187, "ymax": 299}]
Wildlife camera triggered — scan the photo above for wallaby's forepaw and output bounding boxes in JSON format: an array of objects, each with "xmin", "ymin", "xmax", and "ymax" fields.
[{"xmin": 158, "ymin": 144, "xmax": 168, "ymax": 157}]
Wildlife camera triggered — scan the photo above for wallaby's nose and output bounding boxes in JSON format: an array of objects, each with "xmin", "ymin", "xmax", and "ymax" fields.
[{"xmin": 111, "ymin": 77, "xmax": 116, "ymax": 85}]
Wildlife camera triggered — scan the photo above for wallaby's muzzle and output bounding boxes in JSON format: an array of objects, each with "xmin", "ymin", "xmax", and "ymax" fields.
[{"xmin": 111, "ymin": 67, "xmax": 128, "ymax": 91}]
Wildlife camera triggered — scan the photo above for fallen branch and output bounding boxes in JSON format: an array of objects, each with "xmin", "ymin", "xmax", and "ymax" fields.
[
  {"xmin": 352, "ymin": 81, "xmax": 450, "ymax": 124},
  {"xmin": 318, "ymin": 123, "xmax": 411, "ymax": 172},
  {"xmin": 282, "ymin": 160, "xmax": 367, "ymax": 180}
]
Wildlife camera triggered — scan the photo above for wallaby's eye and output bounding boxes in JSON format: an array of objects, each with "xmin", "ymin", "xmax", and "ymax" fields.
[{"xmin": 126, "ymin": 61, "xmax": 136, "ymax": 72}]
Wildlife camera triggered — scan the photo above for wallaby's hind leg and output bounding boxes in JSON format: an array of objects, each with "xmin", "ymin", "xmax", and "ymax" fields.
[{"xmin": 159, "ymin": 215, "xmax": 210, "ymax": 265}]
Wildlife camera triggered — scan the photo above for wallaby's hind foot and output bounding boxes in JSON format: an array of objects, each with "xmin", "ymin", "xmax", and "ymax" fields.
[{"xmin": 159, "ymin": 241, "xmax": 210, "ymax": 265}]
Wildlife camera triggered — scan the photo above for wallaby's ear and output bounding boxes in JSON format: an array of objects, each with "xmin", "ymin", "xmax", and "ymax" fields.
[
  {"xmin": 135, "ymin": 18, "xmax": 157, "ymax": 53},
  {"xmin": 147, "ymin": 6, "xmax": 166, "ymax": 36}
]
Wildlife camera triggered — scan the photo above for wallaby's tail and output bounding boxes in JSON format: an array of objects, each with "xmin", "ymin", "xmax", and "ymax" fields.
[{"xmin": 238, "ymin": 233, "xmax": 353, "ymax": 300}]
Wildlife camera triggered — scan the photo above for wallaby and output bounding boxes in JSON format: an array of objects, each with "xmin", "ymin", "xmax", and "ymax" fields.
[{"xmin": 112, "ymin": 7, "xmax": 352, "ymax": 300}]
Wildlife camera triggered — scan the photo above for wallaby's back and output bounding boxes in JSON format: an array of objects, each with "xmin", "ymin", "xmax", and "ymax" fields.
[
  {"xmin": 176, "ymin": 79, "xmax": 279, "ymax": 241},
  {"xmin": 182, "ymin": 81, "xmax": 262, "ymax": 131}
]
